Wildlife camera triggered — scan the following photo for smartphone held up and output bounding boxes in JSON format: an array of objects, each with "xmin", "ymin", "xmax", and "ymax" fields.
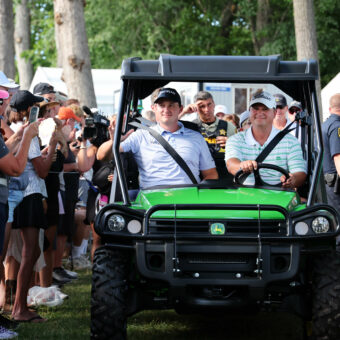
[{"xmin": 29, "ymin": 106, "xmax": 39, "ymax": 123}]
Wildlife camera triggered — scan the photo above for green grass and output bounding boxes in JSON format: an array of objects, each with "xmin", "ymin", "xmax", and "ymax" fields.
[
  {"xmin": 15, "ymin": 270, "xmax": 303, "ymax": 340},
  {"xmin": 128, "ymin": 310, "xmax": 303, "ymax": 340},
  {"xmin": 16, "ymin": 269, "xmax": 91, "ymax": 340}
]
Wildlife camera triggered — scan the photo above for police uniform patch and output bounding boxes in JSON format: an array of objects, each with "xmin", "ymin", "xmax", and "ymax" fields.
[
  {"xmin": 338, "ymin": 128, "xmax": 340, "ymax": 137},
  {"xmin": 219, "ymin": 129, "xmax": 226, "ymax": 136}
]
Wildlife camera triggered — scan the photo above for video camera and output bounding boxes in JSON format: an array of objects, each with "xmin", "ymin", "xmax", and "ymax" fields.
[
  {"xmin": 82, "ymin": 106, "xmax": 110, "ymax": 146},
  {"xmin": 295, "ymin": 110, "xmax": 311, "ymax": 127}
]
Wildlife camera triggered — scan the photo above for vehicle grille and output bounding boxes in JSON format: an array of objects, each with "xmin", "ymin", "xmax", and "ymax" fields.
[
  {"xmin": 180, "ymin": 253, "xmax": 249, "ymax": 264},
  {"xmin": 147, "ymin": 218, "xmax": 287, "ymax": 236}
]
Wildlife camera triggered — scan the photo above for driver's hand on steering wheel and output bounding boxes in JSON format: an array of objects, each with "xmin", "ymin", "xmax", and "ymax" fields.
[
  {"xmin": 239, "ymin": 160, "xmax": 258, "ymax": 173},
  {"xmin": 280, "ymin": 173, "xmax": 295, "ymax": 189}
]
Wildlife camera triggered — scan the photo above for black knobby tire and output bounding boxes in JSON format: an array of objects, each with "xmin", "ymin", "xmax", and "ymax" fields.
[
  {"xmin": 91, "ymin": 247, "xmax": 129, "ymax": 340},
  {"xmin": 311, "ymin": 251, "xmax": 340, "ymax": 340}
]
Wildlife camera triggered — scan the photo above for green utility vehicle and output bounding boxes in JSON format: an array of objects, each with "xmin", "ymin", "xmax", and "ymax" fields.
[{"xmin": 91, "ymin": 55, "xmax": 340, "ymax": 340}]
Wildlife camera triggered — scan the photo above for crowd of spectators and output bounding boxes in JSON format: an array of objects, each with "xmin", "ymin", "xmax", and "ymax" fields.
[{"xmin": 0, "ymin": 71, "xmax": 95, "ymax": 338}]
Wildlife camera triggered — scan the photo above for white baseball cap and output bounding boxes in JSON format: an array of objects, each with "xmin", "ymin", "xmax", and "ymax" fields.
[
  {"xmin": 249, "ymin": 91, "xmax": 276, "ymax": 109},
  {"xmin": 240, "ymin": 110, "xmax": 250, "ymax": 126},
  {"xmin": 214, "ymin": 104, "xmax": 227, "ymax": 116},
  {"xmin": 0, "ymin": 71, "xmax": 19, "ymax": 89}
]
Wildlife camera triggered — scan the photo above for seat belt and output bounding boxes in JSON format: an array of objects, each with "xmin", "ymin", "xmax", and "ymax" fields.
[
  {"xmin": 255, "ymin": 121, "xmax": 296, "ymax": 163},
  {"xmin": 129, "ymin": 121, "xmax": 198, "ymax": 184}
]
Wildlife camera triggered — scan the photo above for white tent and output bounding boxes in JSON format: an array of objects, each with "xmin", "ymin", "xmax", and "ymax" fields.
[
  {"xmin": 321, "ymin": 72, "xmax": 340, "ymax": 121},
  {"xmin": 30, "ymin": 67, "xmax": 122, "ymax": 116}
]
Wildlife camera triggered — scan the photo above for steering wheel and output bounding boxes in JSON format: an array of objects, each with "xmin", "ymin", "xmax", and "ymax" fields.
[{"xmin": 234, "ymin": 163, "xmax": 290, "ymax": 187}]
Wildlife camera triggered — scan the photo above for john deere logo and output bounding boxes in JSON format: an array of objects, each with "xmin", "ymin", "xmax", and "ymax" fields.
[{"xmin": 210, "ymin": 223, "xmax": 225, "ymax": 235}]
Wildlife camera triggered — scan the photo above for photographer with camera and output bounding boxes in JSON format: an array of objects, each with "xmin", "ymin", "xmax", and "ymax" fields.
[{"xmin": 76, "ymin": 107, "xmax": 110, "ymax": 261}]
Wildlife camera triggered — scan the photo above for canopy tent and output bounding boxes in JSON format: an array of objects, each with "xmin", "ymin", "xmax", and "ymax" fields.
[
  {"xmin": 321, "ymin": 72, "xmax": 340, "ymax": 121},
  {"xmin": 29, "ymin": 67, "xmax": 122, "ymax": 116}
]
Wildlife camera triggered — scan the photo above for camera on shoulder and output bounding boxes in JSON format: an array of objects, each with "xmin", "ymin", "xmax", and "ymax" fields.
[{"xmin": 82, "ymin": 106, "xmax": 110, "ymax": 144}]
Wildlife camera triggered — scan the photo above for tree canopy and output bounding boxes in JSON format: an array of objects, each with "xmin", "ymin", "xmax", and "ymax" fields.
[{"xmin": 27, "ymin": 0, "xmax": 340, "ymax": 87}]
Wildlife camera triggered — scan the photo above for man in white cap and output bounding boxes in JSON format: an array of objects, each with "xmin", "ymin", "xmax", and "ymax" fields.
[
  {"xmin": 214, "ymin": 104, "xmax": 227, "ymax": 119},
  {"xmin": 225, "ymin": 90, "xmax": 306, "ymax": 188},
  {"xmin": 0, "ymin": 71, "xmax": 20, "ymax": 100},
  {"xmin": 239, "ymin": 110, "xmax": 251, "ymax": 131}
]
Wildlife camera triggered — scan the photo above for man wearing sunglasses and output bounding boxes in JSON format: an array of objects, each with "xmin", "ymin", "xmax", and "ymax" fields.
[
  {"xmin": 287, "ymin": 101, "xmax": 303, "ymax": 139},
  {"xmin": 288, "ymin": 101, "xmax": 302, "ymax": 119},
  {"xmin": 273, "ymin": 93, "xmax": 290, "ymax": 130}
]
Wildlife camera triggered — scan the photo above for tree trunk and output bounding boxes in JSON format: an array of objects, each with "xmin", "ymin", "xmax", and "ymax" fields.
[
  {"xmin": 0, "ymin": 0, "xmax": 15, "ymax": 79},
  {"xmin": 53, "ymin": 0, "xmax": 96, "ymax": 107},
  {"xmin": 246, "ymin": 0, "xmax": 270, "ymax": 56},
  {"xmin": 293, "ymin": 0, "xmax": 322, "ymax": 118},
  {"xmin": 14, "ymin": 0, "xmax": 33, "ymax": 90},
  {"xmin": 54, "ymin": 9, "xmax": 63, "ymax": 68}
]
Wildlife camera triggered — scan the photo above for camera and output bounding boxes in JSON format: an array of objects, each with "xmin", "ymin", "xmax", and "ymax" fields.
[{"xmin": 82, "ymin": 106, "xmax": 110, "ymax": 146}]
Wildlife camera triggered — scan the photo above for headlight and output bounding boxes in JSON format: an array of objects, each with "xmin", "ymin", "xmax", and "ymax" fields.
[
  {"xmin": 108, "ymin": 214, "xmax": 125, "ymax": 232},
  {"xmin": 295, "ymin": 221, "xmax": 309, "ymax": 235},
  {"xmin": 311, "ymin": 217, "xmax": 329, "ymax": 234},
  {"xmin": 127, "ymin": 219, "xmax": 142, "ymax": 234}
]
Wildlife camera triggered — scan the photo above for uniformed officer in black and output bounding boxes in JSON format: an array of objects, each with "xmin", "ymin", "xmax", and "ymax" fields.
[
  {"xmin": 179, "ymin": 91, "xmax": 236, "ymax": 179},
  {"xmin": 322, "ymin": 93, "xmax": 340, "ymax": 207}
]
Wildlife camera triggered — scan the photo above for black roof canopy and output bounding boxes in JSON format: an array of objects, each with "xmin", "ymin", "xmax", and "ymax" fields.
[{"xmin": 121, "ymin": 55, "xmax": 319, "ymax": 101}]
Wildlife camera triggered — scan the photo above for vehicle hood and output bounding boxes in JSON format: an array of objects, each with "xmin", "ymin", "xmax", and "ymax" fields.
[{"xmin": 132, "ymin": 186, "xmax": 302, "ymax": 219}]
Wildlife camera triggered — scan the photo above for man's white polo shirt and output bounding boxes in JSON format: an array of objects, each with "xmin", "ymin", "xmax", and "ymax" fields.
[{"xmin": 121, "ymin": 122, "xmax": 215, "ymax": 189}]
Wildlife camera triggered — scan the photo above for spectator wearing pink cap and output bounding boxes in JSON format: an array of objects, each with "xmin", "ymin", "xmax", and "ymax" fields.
[
  {"xmin": 0, "ymin": 71, "xmax": 20, "ymax": 143},
  {"xmin": 0, "ymin": 90, "xmax": 9, "ymax": 112}
]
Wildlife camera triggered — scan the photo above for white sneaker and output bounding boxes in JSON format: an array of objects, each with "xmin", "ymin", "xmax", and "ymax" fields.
[
  {"xmin": 0, "ymin": 326, "xmax": 18, "ymax": 339},
  {"xmin": 65, "ymin": 254, "xmax": 92, "ymax": 270},
  {"xmin": 64, "ymin": 269, "xmax": 78, "ymax": 279}
]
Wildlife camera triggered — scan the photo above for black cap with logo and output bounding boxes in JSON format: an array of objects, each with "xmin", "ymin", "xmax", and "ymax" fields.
[
  {"xmin": 154, "ymin": 88, "xmax": 181, "ymax": 106},
  {"xmin": 274, "ymin": 93, "xmax": 287, "ymax": 107}
]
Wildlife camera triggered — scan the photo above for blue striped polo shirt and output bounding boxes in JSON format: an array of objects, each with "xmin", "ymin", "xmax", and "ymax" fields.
[{"xmin": 225, "ymin": 127, "xmax": 306, "ymax": 185}]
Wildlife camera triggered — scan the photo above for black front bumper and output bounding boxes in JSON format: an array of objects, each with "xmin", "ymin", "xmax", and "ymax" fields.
[
  {"xmin": 105, "ymin": 240, "xmax": 301, "ymax": 300},
  {"xmin": 135, "ymin": 241, "xmax": 299, "ymax": 288}
]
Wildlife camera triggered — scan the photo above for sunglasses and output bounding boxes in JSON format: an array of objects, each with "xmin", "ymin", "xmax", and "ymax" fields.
[
  {"xmin": 288, "ymin": 108, "xmax": 301, "ymax": 114},
  {"xmin": 276, "ymin": 105, "xmax": 285, "ymax": 110}
]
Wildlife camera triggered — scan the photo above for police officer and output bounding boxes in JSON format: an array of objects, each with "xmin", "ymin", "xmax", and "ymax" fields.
[
  {"xmin": 179, "ymin": 91, "xmax": 236, "ymax": 179},
  {"xmin": 322, "ymin": 93, "xmax": 340, "ymax": 207}
]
